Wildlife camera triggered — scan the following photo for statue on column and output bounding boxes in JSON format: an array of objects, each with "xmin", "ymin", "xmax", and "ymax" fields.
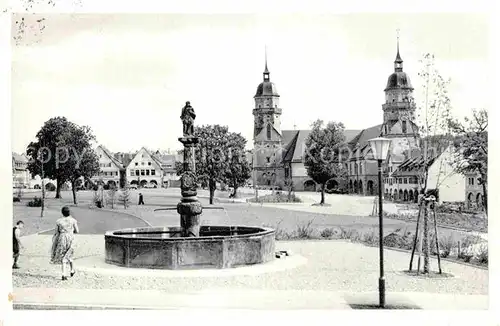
[{"xmin": 181, "ymin": 101, "xmax": 196, "ymax": 137}]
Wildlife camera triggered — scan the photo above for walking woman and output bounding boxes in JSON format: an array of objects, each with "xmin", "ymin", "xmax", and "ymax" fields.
[{"xmin": 51, "ymin": 206, "xmax": 79, "ymax": 280}]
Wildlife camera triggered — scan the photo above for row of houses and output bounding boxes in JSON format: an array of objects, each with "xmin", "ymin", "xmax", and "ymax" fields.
[
  {"xmin": 12, "ymin": 146, "xmax": 182, "ymax": 190},
  {"xmin": 89, "ymin": 146, "xmax": 181, "ymax": 189}
]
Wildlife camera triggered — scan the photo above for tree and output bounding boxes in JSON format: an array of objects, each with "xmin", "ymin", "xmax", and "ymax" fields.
[
  {"xmin": 26, "ymin": 117, "xmax": 100, "ymax": 202},
  {"xmin": 407, "ymin": 53, "xmax": 453, "ymax": 274},
  {"xmin": 304, "ymin": 120, "xmax": 348, "ymax": 205},
  {"xmin": 176, "ymin": 125, "xmax": 245, "ymax": 204},
  {"xmin": 117, "ymin": 187, "xmax": 131, "ymax": 209},
  {"xmin": 448, "ymin": 109, "xmax": 488, "ymax": 213},
  {"xmin": 223, "ymin": 133, "xmax": 252, "ymax": 198},
  {"xmin": 106, "ymin": 185, "xmax": 117, "ymax": 209}
]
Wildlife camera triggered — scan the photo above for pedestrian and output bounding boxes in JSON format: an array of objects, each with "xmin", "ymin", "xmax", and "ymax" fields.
[
  {"xmin": 12, "ymin": 220, "xmax": 24, "ymax": 269},
  {"xmin": 138, "ymin": 192, "xmax": 145, "ymax": 205},
  {"xmin": 50, "ymin": 206, "xmax": 79, "ymax": 281}
]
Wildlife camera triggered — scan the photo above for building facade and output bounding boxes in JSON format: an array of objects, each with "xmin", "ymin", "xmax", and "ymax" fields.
[
  {"xmin": 90, "ymin": 145, "xmax": 124, "ymax": 188},
  {"xmin": 12, "ymin": 153, "xmax": 30, "ymax": 188},
  {"xmin": 126, "ymin": 147, "xmax": 164, "ymax": 188}
]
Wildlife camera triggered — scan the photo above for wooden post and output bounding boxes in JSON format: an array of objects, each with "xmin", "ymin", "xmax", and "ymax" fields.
[
  {"xmin": 431, "ymin": 200, "xmax": 442, "ymax": 274},
  {"xmin": 409, "ymin": 197, "xmax": 424, "ymax": 271}
]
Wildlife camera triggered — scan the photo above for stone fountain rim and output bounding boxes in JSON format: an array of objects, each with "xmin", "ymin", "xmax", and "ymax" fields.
[{"xmin": 104, "ymin": 225, "xmax": 275, "ymax": 241}]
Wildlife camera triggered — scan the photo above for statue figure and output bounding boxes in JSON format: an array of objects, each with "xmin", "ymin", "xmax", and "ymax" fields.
[{"xmin": 181, "ymin": 101, "xmax": 196, "ymax": 137}]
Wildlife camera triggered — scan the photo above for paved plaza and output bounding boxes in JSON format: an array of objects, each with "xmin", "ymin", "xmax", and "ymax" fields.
[{"xmin": 12, "ymin": 188, "xmax": 488, "ymax": 310}]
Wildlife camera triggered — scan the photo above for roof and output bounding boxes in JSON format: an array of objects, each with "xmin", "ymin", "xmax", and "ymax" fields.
[
  {"xmin": 255, "ymin": 81, "xmax": 279, "ymax": 97},
  {"xmin": 281, "ymin": 128, "xmax": 361, "ymax": 163},
  {"xmin": 97, "ymin": 145, "xmax": 123, "ymax": 168},
  {"xmin": 12, "ymin": 152, "xmax": 28, "ymax": 163},
  {"xmin": 385, "ymin": 71, "xmax": 413, "ymax": 91},
  {"xmin": 348, "ymin": 124, "xmax": 383, "ymax": 148}
]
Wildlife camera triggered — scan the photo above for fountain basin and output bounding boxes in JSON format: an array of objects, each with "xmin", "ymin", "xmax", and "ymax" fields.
[{"xmin": 105, "ymin": 226, "xmax": 275, "ymax": 269}]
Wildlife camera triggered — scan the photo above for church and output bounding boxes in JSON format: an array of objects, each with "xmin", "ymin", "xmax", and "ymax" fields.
[{"xmin": 251, "ymin": 39, "xmax": 420, "ymax": 194}]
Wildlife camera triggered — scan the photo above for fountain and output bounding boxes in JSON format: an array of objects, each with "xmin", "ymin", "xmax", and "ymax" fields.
[{"xmin": 105, "ymin": 101, "xmax": 276, "ymax": 269}]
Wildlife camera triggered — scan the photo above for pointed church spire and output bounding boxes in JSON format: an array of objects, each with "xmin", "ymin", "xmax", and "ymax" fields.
[
  {"xmin": 263, "ymin": 45, "xmax": 270, "ymax": 81},
  {"xmin": 394, "ymin": 29, "xmax": 403, "ymax": 72}
]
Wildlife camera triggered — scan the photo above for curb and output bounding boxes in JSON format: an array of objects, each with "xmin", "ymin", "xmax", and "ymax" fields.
[
  {"xmin": 357, "ymin": 241, "xmax": 488, "ymax": 271},
  {"xmin": 383, "ymin": 216, "xmax": 487, "ymax": 235},
  {"xmin": 36, "ymin": 228, "xmax": 55, "ymax": 235},
  {"xmin": 13, "ymin": 303, "xmax": 155, "ymax": 310},
  {"xmin": 97, "ymin": 207, "xmax": 153, "ymax": 227}
]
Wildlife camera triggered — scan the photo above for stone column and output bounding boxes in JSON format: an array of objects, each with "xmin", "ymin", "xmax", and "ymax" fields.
[{"xmin": 177, "ymin": 136, "xmax": 203, "ymax": 237}]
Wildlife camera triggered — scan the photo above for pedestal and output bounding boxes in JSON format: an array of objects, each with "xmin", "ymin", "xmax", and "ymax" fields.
[{"xmin": 178, "ymin": 136, "xmax": 202, "ymax": 237}]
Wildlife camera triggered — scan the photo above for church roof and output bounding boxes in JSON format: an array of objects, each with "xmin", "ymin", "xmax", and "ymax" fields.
[
  {"xmin": 385, "ymin": 71, "xmax": 413, "ymax": 91},
  {"xmin": 281, "ymin": 128, "xmax": 361, "ymax": 163},
  {"xmin": 255, "ymin": 81, "xmax": 279, "ymax": 97}
]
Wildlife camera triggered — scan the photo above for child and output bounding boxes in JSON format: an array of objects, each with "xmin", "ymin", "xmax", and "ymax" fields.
[{"xmin": 13, "ymin": 220, "xmax": 24, "ymax": 269}]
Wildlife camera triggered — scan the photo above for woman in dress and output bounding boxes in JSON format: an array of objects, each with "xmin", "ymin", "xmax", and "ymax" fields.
[{"xmin": 51, "ymin": 206, "xmax": 79, "ymax": 280}]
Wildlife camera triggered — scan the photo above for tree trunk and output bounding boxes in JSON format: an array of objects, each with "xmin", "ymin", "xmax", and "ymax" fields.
[
  {"xmin": 55, "ymin": 179, "xmax": 62, "ymax": 198},
  {"xmin": 71, "ymin": 180, "xmax": 77, "ymax": 205},
  {"xmin": 481, "ymin": 177, "xmax": 488, "ymax": 214},
  {"xmin": 423, "ymin": 202, "xmax": 430, "ymax": 273},
  {"xmin": 209, "ymin": 179, "xmax": 215, "ymax": 205},
  {"xmin": 320, "ymin": 184, "xmax": 325, "ymax": 205},
  {"xmin": 233, "ymin": 181, "xmax": 238, "ymax": 199},
  {"xmin": 41, "ymin": 178, "xmax": 45, "ymax": 218}
]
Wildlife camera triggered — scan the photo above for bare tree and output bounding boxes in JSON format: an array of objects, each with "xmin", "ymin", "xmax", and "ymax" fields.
[
  {"xmin": 407, "ymin": 53, "xmax": 453, "ymax": 274},
  {"xmin": 106, "ymin": 185, "xmax": 118, "ymax": 209}
]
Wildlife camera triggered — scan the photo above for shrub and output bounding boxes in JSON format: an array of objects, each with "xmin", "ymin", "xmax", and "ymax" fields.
[
  {"xmin": 476, "ymin": 243, "xmax": 488, "ymax": 265},
  {"xmin": 45, "ymin": 183, "xmax": 56, "ymax": 191},
  {"xmin": 296, "ymin": 220, "xmax": 314, "ymax": 239},
  {"xmin": 320, "ymin": 228, "xmax": 335, "ymax": 238},
  {"xmin": 27, "ymin": 197, "xmax": 42, "ymax": 207},
  {"xmin": 437, "ymin": 234, "xmax": 455, "ymax": 258},
  {"xmin": 362, "ymin": 231, "xmax": 379, "ymax": 246},
  {"xmin": 117, "ymin": 188, "xmax": 131, "ymax": 209},
  {"xmin": 338, "ymin": 227, "xmax": 360, "ymax": 241},
  {"xmin": 249, "ymin": 193, "xmax": 302, "ymax": 203}
]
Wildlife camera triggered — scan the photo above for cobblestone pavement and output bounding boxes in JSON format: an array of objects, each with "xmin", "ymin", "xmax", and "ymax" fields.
[{"xmin": 13, "ymin": 235, "xmax": 488, "ymax": 296}]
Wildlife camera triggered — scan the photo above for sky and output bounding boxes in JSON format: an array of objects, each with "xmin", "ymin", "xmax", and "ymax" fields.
[{"xmin": 11, "ymin": 13, "xmax": 490, "ymax": 154}]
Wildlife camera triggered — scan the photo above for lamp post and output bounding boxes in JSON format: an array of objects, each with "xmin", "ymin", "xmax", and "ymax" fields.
[{"xmin": 368, "ymin": 136, "xmax": 391, "ymax": 308}]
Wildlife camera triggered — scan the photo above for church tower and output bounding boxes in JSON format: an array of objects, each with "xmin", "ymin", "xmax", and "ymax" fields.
[
  {"xmin": 252, "ymin": 54, "xmax": 284, "ymax": 188},
  {"xmin": 381, "ymin": 34, "xmax": 420, "ymax": 158}
]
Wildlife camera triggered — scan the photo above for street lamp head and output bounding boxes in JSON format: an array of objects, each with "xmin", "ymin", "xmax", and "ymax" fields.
[{"xmin": 368, "ymin": 137, "xmax": 391, "ymax": 161}]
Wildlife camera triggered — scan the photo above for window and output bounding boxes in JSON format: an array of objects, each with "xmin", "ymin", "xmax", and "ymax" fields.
[
  {"xmin": 146, "ymin": 170, "xmax": 150, "ymax": 176},
  {"xmin": 130, "ymin": 170, "xmax": 134, "ymax": 176},
  {"xmin": 267, "ymin": 124, "xmax": 271, "ymax": 139},
  {"xmin": 135, "ymin": 170, "xmax": 140, "ymax": 176},
  {"xmin": 104, "ymin": 172, "xmax": 107, "ymax": 176},
  {"xmin": 135, "ymin": 162, "xmax": 138, "ymax": 166},
  {"xmin": 148, "ymin": 162, "xmax": 151, "ymax": 166},
  {"xmin": 402, "ymin": 121, "xmax": 407, "ymax": 134},
  {"xmin": 141, "ymin": 162, "xmax": 145, "ymax": 165},
  {"xmin": 285, "ymin": 167, "xmax": 289, "ymax": 178},
  {"xmin": 468, "ymin": 177, "xmax": 474, "ymax": 186},
  {"xmin": 151, "ymin": 170, "xmax": 156, "ymax": 176},
  {"xmin": 141, "ymin": 170, "xmax": 145, "ymax": 176},
  {"xmin": 116, "ymin": 171, "xmax": 119, "ymax": 176},
  {"xmin": 359, "ymin": 164, "xmax": 363, "ymax": 174},
  {"xmin": 404, "ymin": 178, "xmax": 407, "ymax": 184},
  {"xmin": 266, "ymin": 157, "xmax": 270, "ymax": 163},
  {"xmin": 108, "ymin": 163, "xmax": 112, "ymax": 167},
  {"xmin": 398, "ymin": 178, "xmax": 402, "ymax": 184}
]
